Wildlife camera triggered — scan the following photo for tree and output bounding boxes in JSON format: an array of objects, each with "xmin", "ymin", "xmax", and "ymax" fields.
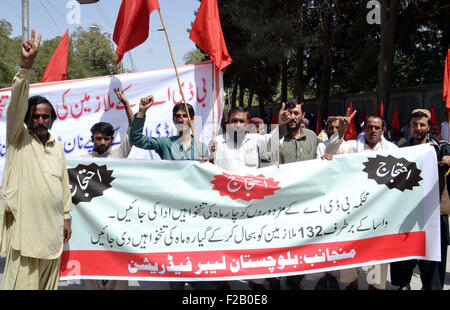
[
  {"xmin": 0, "ymin": 23, "xmax": 126, "ymax": 88},
  {"xmin": 71, "ymin": 25, "xmax": 125, "ymax": 77}
]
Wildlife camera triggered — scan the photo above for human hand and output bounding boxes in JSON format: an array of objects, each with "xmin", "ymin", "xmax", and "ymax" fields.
[
  {"xmin": 336, "ymin": 108, "xmax": 357, "ymax": 139},
  {"xmin": 278, "ymin": 102, "xmax": 290, "ymax": 126},
  {"xmin": 63, "ymin": 219, "xmax": 72, "ymax": 243},
  {"xmin": 137, "ymin": 95, "xmax": 154, "ymax": 117},
  {"xmin": 113, "ymin": 88, "xmax": 129, "ymax": 106},
  {"xmin": 21, "ymin": 29, "xmax": 42, "ymax": 69},
  {"xmin": 321, "ymin": 153, "xmax": 333, "ymax": 161},
  {"xmin": 439, "ymin": 155, "xmax": 450, "ymax": 166}
]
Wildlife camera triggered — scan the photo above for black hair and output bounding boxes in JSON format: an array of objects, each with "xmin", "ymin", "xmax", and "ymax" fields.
[
  {"xmin": 326, "ymin": 117, "xmax": 339, "ymax": 127},
  {"xmin": 228, "ymin": 106, "xmax": 250, "ymax": 121},
  {"xmin": 285, "ymin": 98, "xmax": 305, "ymax": 110},
  {"xmin": 90, "ymin": 122, "xmax": 115, "ymax": 137},
  {"xmin": 410, "ymin": 111, "xmax": 432, "ymax": 125},
  {"xmin": 364, "ymin": 114, "xmax": 386, "ymax": 128},
  {"xmin": 25, "ymin": 95, "xmax": 57, "ymax": 123},
  {"xmin": 173, "ymin": 103, "xmax": 195, "ymax": 118}
]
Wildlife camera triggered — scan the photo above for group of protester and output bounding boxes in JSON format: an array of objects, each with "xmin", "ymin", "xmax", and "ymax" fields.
[{"xmin": 0, "ymin": 31, "xmax": 448, "ymax": 291}]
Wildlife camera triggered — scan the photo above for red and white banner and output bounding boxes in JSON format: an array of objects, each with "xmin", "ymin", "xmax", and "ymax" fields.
[
  {"xmin": 0, "ymin": 61, "xmax": 223, "ymax": 182},
  {"xmin": 59, "ymin": 144, "xmax": 440, "ymax": 281}
]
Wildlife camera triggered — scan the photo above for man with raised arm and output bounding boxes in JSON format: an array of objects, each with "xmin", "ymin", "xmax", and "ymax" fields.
[
  {"xmin": 325, "ymin": 109, "xmax": 398, "ymax": 290},
  {"xmin": 83, "ymin": 88, "xmax": 134, "ymax": 290},
  {"xmin": 0, "ymin": 30, "xmax": 72, "ymax": 290},
  {"xmin": 130, "ymin": 96, "xmax": 208, "ymax": 162}
]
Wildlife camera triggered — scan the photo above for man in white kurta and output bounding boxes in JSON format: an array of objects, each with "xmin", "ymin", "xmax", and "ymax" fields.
[
  {"xmin": 0, "ymin": 31, "xmax": 72, "ymax": 290},
  {"xmin": 325, "ymin": 112, "xmax": 397, "ymax": 290}
]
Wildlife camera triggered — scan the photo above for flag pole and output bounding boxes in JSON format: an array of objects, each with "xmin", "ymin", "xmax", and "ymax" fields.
[{"xmin": 157, "ymin": 9, "xmax": 202, "ymax": 158}]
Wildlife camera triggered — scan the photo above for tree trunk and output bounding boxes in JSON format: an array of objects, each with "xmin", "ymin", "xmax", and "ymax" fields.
[
  {"xmin": 231, "ymin": 82, "xmax": 238, "ymax": 108},
  {"xmin": 318, "ymin": 38, "xmax": 332, "ymax": 117},
  {"xmin": 294, "ymin": 0, "xmax": 304, "ymax": 101},
  {"xmin": 238, "ymin": 83, "xmax": 245, "ymax": 107},
  {"xmin": 247, "ymin": 89, "xmax": 254, "ymax": 108},
  {"xmin": 378, "ymin": 0, "xmax": 400, "ymax": 115},
  {"xmin": 295, "ymin": 44, "xmax": 304, "ymax": 101},
  {"xmin": 318, "ymin": 1, "xmax": 333, "ymax": 117},
  {"xmin": 281, "ymin": 59, "xmax": 288, "ymax": 103}
]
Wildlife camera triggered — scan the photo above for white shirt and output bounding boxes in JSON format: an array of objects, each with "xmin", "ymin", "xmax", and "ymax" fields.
[
  {"xmin": 212, "ymin": 132, "xmax": 276, "ymax": 173},
  {"xmin": 316, "ymin": 140, "xmax": 329, "ymax": 159},
  {"xmin": 325, "ymin": 131, "xmax": 398, "ymax": 155}
]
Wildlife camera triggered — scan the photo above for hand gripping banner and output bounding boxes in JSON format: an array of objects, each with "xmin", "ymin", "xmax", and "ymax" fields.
[{"xmin": 60, "ymin": 144, "xmax": 440, "ymax": 282}]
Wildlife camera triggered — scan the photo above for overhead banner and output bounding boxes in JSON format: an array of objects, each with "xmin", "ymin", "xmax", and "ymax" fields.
[
  {"xmin": 59, "ymin": 144, "xmax": 440, "ymax": 282},
  {"xmin": 0, "ymin": 61, "xmax": 223, "ymax": 183}
]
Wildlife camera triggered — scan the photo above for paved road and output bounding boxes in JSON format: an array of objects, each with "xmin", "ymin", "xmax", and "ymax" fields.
[{"xmin": 1, "ymin": 247, "xmax": 449, "ymax": 290}]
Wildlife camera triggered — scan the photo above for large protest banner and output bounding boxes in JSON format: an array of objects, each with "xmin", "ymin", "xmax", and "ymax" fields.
[
  {"xmin": 59, "ymin": 144, "xmax": 440, "ymax": 281},
  {"xmin": 0, "ymin": 61, "xmax": 223, "ymax": 183}
]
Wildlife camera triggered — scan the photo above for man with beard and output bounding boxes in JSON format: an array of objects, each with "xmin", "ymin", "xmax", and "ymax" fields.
[
  {"xmin": 0, "ymin": 30, "xmax": 72, "ymax": 289},
  {"xmin": 279, "ymin": 99, "xmax": 319, "ymax": 164},
  {"xmin": 277, "ymin": 99, "xmax": 320, "ymax": 290},
  {"xmin": 325, "ymin": 110, "xmax": 398, "ymax": 290},
  {"xmin": 390, "ymin": 109, "xmax": 450, "ymax": 290}
]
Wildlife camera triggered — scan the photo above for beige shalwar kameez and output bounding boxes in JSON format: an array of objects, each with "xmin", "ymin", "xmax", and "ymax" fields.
[{"xmin": 0, "ymin": 68, "xmax": 72, "ymax": 290}]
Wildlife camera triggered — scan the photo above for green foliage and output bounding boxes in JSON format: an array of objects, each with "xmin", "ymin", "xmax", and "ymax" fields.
[
  {"xmin": 184, "ymin": 0, "xmax": 450, "ymax": 112},
  {"xmin": 0, "ymin": 22, "xmax": 125, "ymax": 88}
]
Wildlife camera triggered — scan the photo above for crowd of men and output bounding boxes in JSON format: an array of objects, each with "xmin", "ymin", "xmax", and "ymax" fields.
[{"xmin": 0, "ymin": 31, "xmax": 449, "ymax": 290}]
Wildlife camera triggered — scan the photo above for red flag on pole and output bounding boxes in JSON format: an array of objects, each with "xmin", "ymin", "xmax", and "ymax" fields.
[
  {"xmin": 189, "ymin": 0, "xmax": 232, "ymax": 71},
  {"xmin": 113, "ymin": 0, "xmax": 160, "ymax": 66},
  {"xmin": 41, "ymin": 29, "xmax": 69, "ymax": 83},
  {"xmin": 345, "ymin": 101, "xmax": 357, "ymax": 141},
  {"xmin": 361, "ymin": 104, "xmax": 366, "ymax": 124},
  {"xmin": 271, "ymin": 110, "xmax": 278, "ymax": 124},
  {"xmin": 390, "ymin": 102, "xmax": 400, "ymax": 136},
  {"xmin": 431, "ymin": 107, "xmax": 439, "ymax": 125},
  {"xmin": 443, "ymin": 49, "xmax": 450, "ymax": 108},
  {"xmin": 379, "ymin": 100, "xmax": 384, "ymax": 119},
  {"xmin": 316, "ymin": 110, "xmax": 322, "ymax": 135}
]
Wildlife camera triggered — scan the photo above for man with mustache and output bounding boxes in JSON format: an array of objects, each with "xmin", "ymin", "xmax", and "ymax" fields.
[
  {"xmin": 390, "ymin": 109, "xmax": 450, "ymax": 290},
  {"xmin": 278, "ymin": 98, "xmax": 320, "ymax": 290},
  {"xmin": 325, "ymin": 110, "xmax": 398, "ymax": 290},
  {"xmin": 0, "ymin": 30, "xmax": 72, "ymax": 290}
]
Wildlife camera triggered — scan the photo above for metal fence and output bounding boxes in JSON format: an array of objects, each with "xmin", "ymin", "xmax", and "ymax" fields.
[{"xmin": 246, "ymin": 83, "xmax": 447, "ymax": 130}]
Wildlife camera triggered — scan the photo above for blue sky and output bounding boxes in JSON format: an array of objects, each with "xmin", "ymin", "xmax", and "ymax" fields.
[{"xmin": 0, "ymin": 0, "xmax": 200, "ymax": 72}]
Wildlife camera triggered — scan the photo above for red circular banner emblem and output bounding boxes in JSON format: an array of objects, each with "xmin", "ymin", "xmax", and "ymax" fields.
[{"xmin": 210, "ymin": 173, "xmax": 281, "ymax": 202}]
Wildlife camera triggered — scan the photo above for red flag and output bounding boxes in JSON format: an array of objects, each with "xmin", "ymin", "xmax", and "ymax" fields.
[
  {"xmin": 345, "ymin": 101, "xmax": 357, "ymax": 141},
  {"xmin": 390, "ymin": 102, "xmax": 400, "ymax": 136},
  {"xmin": 361, "ymin": 104, "xmax": 366, "ymax": 127},
  {"xmin": 316, "ymin": 110, "xmax": 322, "ymax": 135},
  {"xmin": 431, "ymin": 107, "xmax": 439, "ymax": 125},
  {"xmin": 379, "ymin": 100, "xmax": 384, "ymax": 119},
  {"xmin": 41, "ymin": 29, "xmax": 69, "ymax": 83},
  {"xmin": 443, "ymin": 49, "xmax": 450, "ymax": 108},
  {"xmin": 271, "ymin": 110, "xmax": 278, "ymax": 124},
  {"xmin": 189, "ymin": 0, "xmax": 232, "ymax": 71},
  {"xmin": 113, "ymin": 0, "xmax": 160, "ymax": 66}
]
